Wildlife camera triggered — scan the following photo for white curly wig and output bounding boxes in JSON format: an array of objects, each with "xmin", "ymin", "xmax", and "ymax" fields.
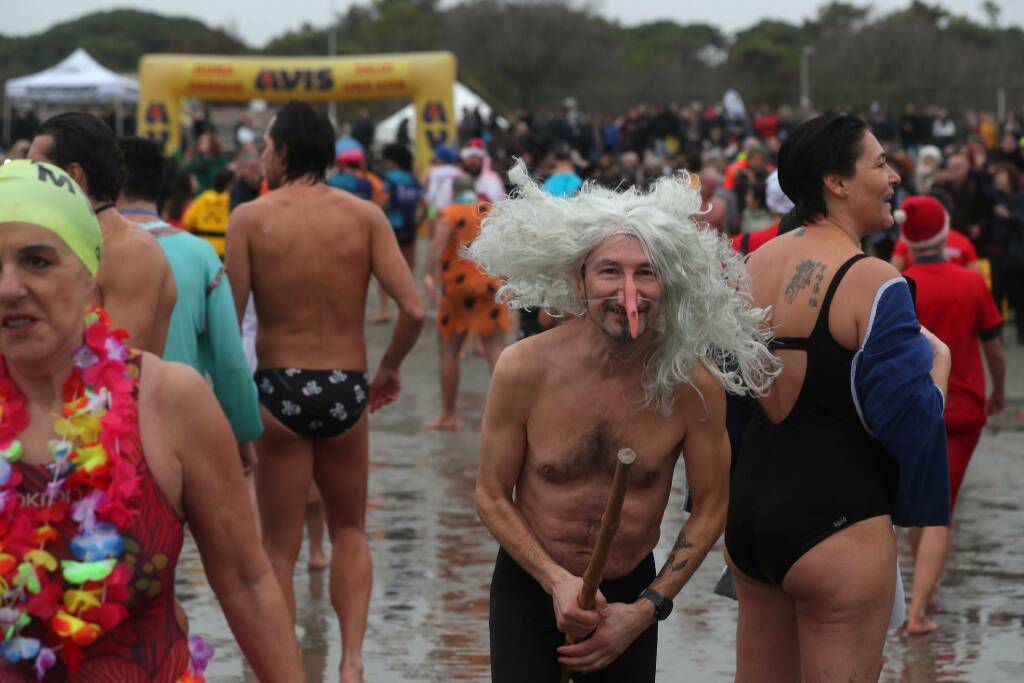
[{"xmin": 466, "ymin": 159, "xmax": 781, "ymax": 413}]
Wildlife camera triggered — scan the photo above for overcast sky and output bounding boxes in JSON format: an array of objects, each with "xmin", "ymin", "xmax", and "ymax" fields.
[{"xmin": 6, "ymin": 0, "xmax": 1023, "ymax": 45}]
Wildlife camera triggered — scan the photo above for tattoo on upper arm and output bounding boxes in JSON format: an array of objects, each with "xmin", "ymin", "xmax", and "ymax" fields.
[
  {"xmin": 655, "ymin": 530, "xmax": 695, "ymax": 580},
  {"xmin": 784, "ymin": 260, "xmax": 827, "ymax": 307}
]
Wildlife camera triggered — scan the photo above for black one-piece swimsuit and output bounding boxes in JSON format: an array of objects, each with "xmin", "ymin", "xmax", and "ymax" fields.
[{"xmin": 726, "ymin": 254, "xmax": 897, "ymax": 584}]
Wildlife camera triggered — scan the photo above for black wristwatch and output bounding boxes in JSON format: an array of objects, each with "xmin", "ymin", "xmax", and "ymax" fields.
[{"xmin": 638, "ymin": 588, "xmax": 673, "ymax": 621}]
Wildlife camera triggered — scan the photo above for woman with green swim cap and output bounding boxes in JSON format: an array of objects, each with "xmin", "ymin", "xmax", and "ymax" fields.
[{"xmin": 0, "ymin": 160, "xmax": 303, "ymax": 681}]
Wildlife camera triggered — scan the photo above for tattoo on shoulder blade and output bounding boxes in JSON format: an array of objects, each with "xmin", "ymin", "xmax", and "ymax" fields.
[
  {"xmin": 784, "ymin": 260, "xmax": 827, "ymax": 306},
  {"xmin": 793, "ymin": 228, "xmax": 806, "ymax": 238}
]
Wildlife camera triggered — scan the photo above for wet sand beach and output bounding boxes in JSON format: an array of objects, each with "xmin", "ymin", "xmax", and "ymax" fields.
[{"xmin": 186, "ymin": 309, "xmax": 1024, "ymax": 683}]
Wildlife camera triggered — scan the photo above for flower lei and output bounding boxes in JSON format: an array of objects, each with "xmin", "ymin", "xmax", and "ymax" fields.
[{"xmin": 0, "ymin": 307, "xmax": 141, "ymax": 678}]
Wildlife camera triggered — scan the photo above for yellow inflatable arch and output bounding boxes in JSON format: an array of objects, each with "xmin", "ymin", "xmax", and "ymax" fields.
[{"xmin": 136, "ymin": 52, "xmax": 456, "ymax": 175}]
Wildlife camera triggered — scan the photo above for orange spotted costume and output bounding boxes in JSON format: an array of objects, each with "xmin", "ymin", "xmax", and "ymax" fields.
[{"xmin": 438, "ymin": 203, "xmax": 509, "ymax": 340}]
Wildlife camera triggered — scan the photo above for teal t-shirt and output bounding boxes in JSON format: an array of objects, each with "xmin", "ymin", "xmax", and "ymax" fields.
[{"xmin": 140, "ymin": 219, "xmax": 262, "ymax": 442}]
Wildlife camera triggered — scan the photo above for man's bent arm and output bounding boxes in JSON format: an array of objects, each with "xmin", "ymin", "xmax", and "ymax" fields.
[
  {"xmin": 224, "ymin": 205, "xmax": 253, "ymax": 326},
  {"xmin": 370, "ymin": 207, "xmax": 426, "ymax": 369},
  {"xmin": 982, "ymin": 336, "xmax": 1006, "ymax": 412},
  {"xmin": 424, "ymin": 215, "xmax": 452, "ymax": 278},
  {"xmin": 203, "ymin": 246, "xmax": 263, "ymax": 443},
  {"xmin": 476, "ymin": 346, "xmax": 571, "ymax": 593},
  {"xmin": 646, "ymin": 369, "xmax": 730, "ymax": 607}
]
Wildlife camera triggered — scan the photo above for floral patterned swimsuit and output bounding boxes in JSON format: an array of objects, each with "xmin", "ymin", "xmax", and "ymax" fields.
[{"xmin": 253, "ymin": 369, "xmax": 368, "ymax": 438}]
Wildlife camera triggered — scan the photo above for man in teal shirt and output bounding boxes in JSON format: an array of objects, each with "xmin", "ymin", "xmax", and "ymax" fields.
[{"xmin": 117, "ymin": 137, "xmax": 262, "ymax": 457}]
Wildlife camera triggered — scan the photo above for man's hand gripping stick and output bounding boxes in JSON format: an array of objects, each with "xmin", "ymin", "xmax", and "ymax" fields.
[{"xmin": 559, "ymin": 448, "xmax": 637, "ymax": 682}]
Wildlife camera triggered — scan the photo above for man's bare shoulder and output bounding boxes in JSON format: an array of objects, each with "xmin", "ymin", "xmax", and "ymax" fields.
[
  {"xmin": 493, "ymin": 335, "xmax": 546, "ymax": 386},
  {"xmin": 239, "ymin": 184, "xmax": 382, "ymax": 224},
  {"xmin": 675, "ymin": 361, "xmax": 726, "ymax": 423},
  {"xmin": 322, "ymin": 185, "xmax": 390, "ymax": 225},
  {"xmin": 105, "ymin": 216, "xmax": 167, "ymax": 265},
  {"xmin": 491, "ymin": 325, "xmax": 571, "ymax": 394},
  {"xmin": 230, "ymin": 195, "xmax": 264, "ymax": 221}
]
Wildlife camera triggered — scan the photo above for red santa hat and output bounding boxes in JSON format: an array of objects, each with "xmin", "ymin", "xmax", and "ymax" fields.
[{"xmin": 894, "ymin": 195, "xmax": 949, "ymax": 249}]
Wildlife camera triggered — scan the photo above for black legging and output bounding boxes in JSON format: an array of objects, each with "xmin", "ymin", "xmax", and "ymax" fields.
[
  {"xmin": 489, "ymin": 547, "xmax": 658, "ymax": 683},
  {"xmin": 1005, "ymin": 263, "xmax": 1024, "ymax": 336},
  {"xmin": 989, "ymin": 247, "xmax": 1024, "ymax": 335}
]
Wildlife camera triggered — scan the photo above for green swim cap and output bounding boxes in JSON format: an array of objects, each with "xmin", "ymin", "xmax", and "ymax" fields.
[{"xmin": 0, "ymin": 159, "xmax": 101, "ymax": 275}]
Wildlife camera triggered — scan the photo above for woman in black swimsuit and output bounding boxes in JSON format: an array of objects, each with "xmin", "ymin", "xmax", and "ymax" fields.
[{"xmin": 725, "ymin": 114, "xmax": 951, "ymax": 682}]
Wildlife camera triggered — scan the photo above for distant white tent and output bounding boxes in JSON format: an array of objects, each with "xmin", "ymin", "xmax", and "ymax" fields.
[
  {"xmin": 373, "ymin": 81, "xmax": 506, "ymax": 147},
  {"xmin": 4, "ymin": 48, "xmax": 139, "ymax": 142}
]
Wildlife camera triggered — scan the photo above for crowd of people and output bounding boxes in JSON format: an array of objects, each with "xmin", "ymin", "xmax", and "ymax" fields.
[{"xmin": 0, "ymin": 91, "xmax": 1015, "ymax": 683}]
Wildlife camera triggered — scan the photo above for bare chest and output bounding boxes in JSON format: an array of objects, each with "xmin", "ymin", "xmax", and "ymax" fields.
[{"xmin": 525, "ymin": 406, "xmax": 683, "ymax": 489}]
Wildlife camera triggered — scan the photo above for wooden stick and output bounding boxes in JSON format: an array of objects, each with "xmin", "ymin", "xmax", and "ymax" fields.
[{"xmin": 559, "ymin": 448, "xmax": 637, "ymax": 683}]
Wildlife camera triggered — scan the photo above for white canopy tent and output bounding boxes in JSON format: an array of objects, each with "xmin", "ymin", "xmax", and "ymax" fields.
[
  {"xmin": 373, "ymin": 81, "xmax": 506, "ymax": 147},
  {"xmin": 3, "ymin": 48, "xmax": 139, "ymax": 143}
]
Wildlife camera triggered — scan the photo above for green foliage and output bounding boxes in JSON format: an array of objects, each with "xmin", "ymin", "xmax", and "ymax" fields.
[
  {"xmin": 886, "ymin": 0, "xmax": 948, "ymax": 27},
  {"xmin": 734, "ymin": 19, "xmax": 806, "ymax": 49},
  {"xmin": 2, "ymin": 9, "xmax": 245, "ymax": 76},
  {"xmin": 813, "ymin": 2, "xmax": 870, "ymax": 29},
  {"xmin": 263, "ymin": 26, "xmax": 330, "ymax": 56},
  {"xmin": 264, "ymin": 0, "xmax": 443, "ymax": 56},
  {"xmin": 945, "ymin": 15, "xmax": 999, "ymax": 46},
  {"xmin": 616, "ymin": 21, "xmax": 726, "ymax": 68},
  {"xmin": 729, "ymin": 20, "xmax": 805, "ymax": 71},
  {"xmin": 0, "ymin": 9, "xmax": 246, "ymax": 93}
]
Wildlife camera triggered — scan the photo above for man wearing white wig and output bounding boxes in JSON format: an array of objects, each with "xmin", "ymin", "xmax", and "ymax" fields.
[{"xmin": 472, "ymin": 161, "xmax": 780, "ymax": 681}]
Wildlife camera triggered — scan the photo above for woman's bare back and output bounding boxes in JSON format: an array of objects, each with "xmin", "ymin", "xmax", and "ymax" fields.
[{"xmin": 747, "ymin": 226, "xmax": 898, "ymax": 422}]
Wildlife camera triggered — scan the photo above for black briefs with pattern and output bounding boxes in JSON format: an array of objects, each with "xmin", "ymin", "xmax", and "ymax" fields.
[{"xmin": 254, "ymin": 368, "xmax": 368, "ymax": 439}]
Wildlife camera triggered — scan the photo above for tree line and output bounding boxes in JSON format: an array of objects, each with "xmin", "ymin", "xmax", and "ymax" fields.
[{"xmin": 2, "ymin": 1, "xmax": 1022, "ymax": 115}]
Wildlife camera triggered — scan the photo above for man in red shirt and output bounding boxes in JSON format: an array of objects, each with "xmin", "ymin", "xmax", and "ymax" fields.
[
  {"xmin": 900, "ymin": 195, "xmax": 1005, "ymax": 635},
  {"xmin": 890, "ymin": 223, "xmax": 978, "ymax": 271}
]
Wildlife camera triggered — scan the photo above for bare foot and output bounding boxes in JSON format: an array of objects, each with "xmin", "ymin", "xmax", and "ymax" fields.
[
  {"xmin": 308, "ymin": 548, "xmax": 329, "ymax": 572},
  {"xmin": 906, "ymin": 612, "xmax": 940, "ymax": 635},
  {"xmin": 369, "ymin": 312, "xmax": 391, "ymax": 325},
  {"xmin": 424, "ymin": 414, "xmax": 462, "ymax": 431},
  {"xmin": 340, "ymin": 661, "xmax": 364, "ymax": 683}
]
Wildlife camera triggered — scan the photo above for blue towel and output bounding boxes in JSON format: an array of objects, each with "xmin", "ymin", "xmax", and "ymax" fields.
[{"xmin": 852, "ymin": 278, "xmax": 950, "ymax": 527}]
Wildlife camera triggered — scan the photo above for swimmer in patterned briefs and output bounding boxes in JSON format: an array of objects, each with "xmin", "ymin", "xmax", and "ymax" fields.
[
  {"xmin": 225, "ymin": 101, "xmax": 425, "ymax": 683},
  {"xmin": 253, "ymin": 368, "xmax": 369, "ymax": 438}
]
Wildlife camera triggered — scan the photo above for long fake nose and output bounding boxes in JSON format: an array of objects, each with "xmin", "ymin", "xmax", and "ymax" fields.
[{"xmin": 623, "ymin": 275, "xmax": 640, "ymax": 340}]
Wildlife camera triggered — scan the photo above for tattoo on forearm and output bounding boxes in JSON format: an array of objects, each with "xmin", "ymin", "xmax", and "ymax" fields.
[
  {"xmin": 655, "ymin": 531, "xmax": 695, "ymax": 580},
  {"xmin": 784, "ymin": 260, "xmax": 827, "ymax": 307},
  {"xmin": 671, "ymin": 534, "xmax": 694, "ymax": 552}
]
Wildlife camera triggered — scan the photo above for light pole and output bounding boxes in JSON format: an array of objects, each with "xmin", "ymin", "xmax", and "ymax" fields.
[
  {"xmin": 328, "ymin": 0, "xmax": 339, "ymax": 130},
  {"xmin": 800, "ymin": 45, "xmax": 814, "ymax": 109}
]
